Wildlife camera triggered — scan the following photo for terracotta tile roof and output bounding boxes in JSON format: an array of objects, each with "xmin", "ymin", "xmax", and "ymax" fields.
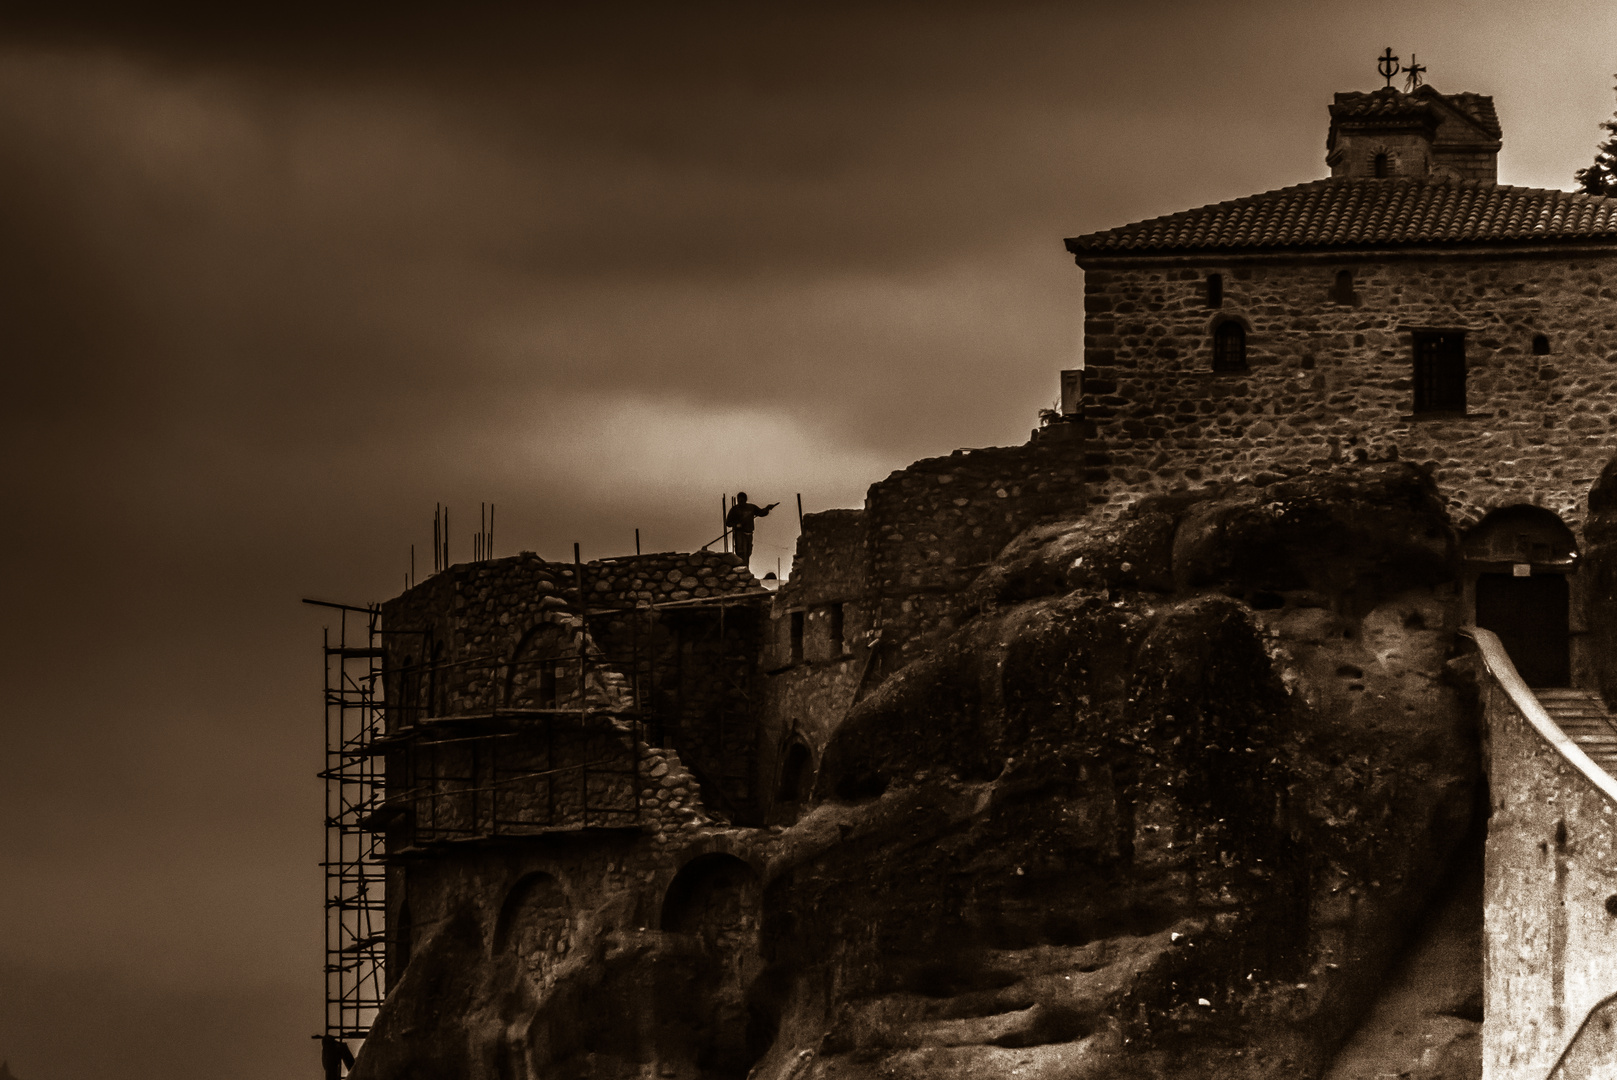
[
  {"xmin": 1327, "ymin": 87, "xmax": 1502, "ymax": 139},
  {"xmin": 1066, "ymin": 178, "xmax": 1617, "ymax": 257},
  {"xmin": 1434, "ymin": 90, "xmax": 1501, "ymax": 138},
  {"xmin": 1331, "ymin": 88, "xmax": 1434, "ymax": 123}
]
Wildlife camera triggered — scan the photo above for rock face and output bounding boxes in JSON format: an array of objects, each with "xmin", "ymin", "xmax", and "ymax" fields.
[{"xmin": 351, "ymin": 463, "xmax": 1484, "ymax": 1080}]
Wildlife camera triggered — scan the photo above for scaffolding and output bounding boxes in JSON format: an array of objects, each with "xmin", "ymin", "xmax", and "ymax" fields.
[
  {"xmin": 310, "ymin": 578, "xmax": 768, "ymax": 1044},
  {"xmin": 311, "ymin": 598, "xmax": 388, "ymax": 1043}
]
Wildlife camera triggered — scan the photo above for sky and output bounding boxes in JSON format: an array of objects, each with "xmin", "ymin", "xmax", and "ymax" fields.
[{"xmin": 0, "ymin": 3, "xmax": 1614, "ymax": 1078}]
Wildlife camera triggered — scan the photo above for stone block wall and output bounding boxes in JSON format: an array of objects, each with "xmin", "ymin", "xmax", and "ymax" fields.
[
  {"xmin": 1080, "ymin": 252, "xmax": 1617, "ymax": 535},
  {"xmin": 860, "ymin": 441, "xmax": 1087, "ymax": 666},
  {"xmin": 778, "ymin": 509, "xmax": 867, "ymax": 607},
  {"xmin": 757, "ymin": 443, "xmax": 1088, "ymax": 819},
  {"xmin": 1480, "ymin": 670, "xmax": 1617, "ymax": 1079},
  {"xmin": 397, "ymin": 719, "xmax": 641, "ymax": 841},
  {"xmin": 378, "ymin": 551, "xmax": 771, "ymax": 833}
]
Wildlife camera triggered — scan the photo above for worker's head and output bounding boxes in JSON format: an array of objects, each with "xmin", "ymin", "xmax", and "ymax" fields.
[{"xmin": 736, "ymin": 492, "xmax": 748, "ymax": 503}]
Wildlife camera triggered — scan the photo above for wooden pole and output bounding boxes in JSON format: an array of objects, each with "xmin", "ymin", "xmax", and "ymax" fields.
[
  {"xmin": 635, "ymin": 528, "xmax": 641, "ymax": 555},
  {"xmin": 796, "ymin": 492, "xmax": 803, "ymax": 528},
  {"xmin": 721, "ymin": 495, "xmax": 729, "ymax": 553}
]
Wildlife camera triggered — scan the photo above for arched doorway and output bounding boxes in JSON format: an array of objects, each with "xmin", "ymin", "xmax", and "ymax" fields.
[
  {"xmin": 1463, "ymin": 506, "xmax": 1579, "ymax": 687},
  {"xmin": 657, "ymin": 854, "xmax": 765, "ymax": 1078}
]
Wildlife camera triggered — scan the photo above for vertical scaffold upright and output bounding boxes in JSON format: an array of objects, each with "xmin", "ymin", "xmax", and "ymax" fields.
[{"xmin": 311, "ymin": 598, "xmax": 388, "ymax": 1042}]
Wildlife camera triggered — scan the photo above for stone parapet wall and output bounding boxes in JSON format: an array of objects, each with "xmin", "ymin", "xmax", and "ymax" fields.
[
  {"xmin": 1080, "ymin": 252, "xmax": 1617, "ymax": 533},
  {"xmin": 1478, "ymin": 655, "xmax": 1617, "ymax": 1079},
  {"xmin": 776, "ymin": 509, "xmax": 867, "ymax": 608},
  {"xmin": 857, "ymin": 441, "xmax": 1087, "ymax": 664},
  {"xmin": 864, "ymin": 442, "xmax": 1088, "ymax": 596}
]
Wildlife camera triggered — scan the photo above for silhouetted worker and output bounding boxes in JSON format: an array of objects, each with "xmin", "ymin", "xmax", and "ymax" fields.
[
  {"xmin": 725, "ymin": 492, "xmax": 777, "ymax": 563},
  {"xmin": 315, "ymin": 1034, "xmax": 355, "ymax": 1079}
]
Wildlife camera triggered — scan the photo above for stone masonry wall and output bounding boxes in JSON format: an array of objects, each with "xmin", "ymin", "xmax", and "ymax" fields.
[
  {"xmin": 1480, "ymin": 671, "xmax": 1617, "ymax": 1080},
  {"xmin": 776, "ymin": 509, "xmax": 867, "ymax": 609},
  {"xmin": 758, "ymin": 445, "xmax": 1088, "ymax": 818},
  {"xmin": 1080, "ymin": 251, "xmax": 1617, "ymax": 536},
  {"xmin": 861, "ymin": 441, "xmax": 1088, "ymax": 667},
  {"xmin": 379, "ymin": 551, "xmax": 770, "ymax": 832}
]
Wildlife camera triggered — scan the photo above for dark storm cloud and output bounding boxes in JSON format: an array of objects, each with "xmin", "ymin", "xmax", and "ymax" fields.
[{"xmin": 2, "ymin": 4, "xmax": 1616, "ymax": 1078}]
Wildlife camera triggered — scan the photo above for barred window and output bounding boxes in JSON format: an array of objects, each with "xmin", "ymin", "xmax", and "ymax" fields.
[
  {"xmin": 1413, "ymin": 331, "xmax": 1466, "ymax": 413},
  {"xmin": 1213, "ymin": 321, "xmax": 1246, "ymax": 372}
]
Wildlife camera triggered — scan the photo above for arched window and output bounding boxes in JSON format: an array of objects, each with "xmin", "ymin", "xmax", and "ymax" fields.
[
  {"xmin": 1373, "ymin": 151, "xmax": 1390, "ymax": 178},
  {"xmin": 1212, "ymin": 321, "xmax": 1247, "ymax": 372},
  {"xmin": 506, "ymin": 623, "xmax": 571, "ymax": 709},
  {"xmin": 1532, "ymin": 333, "xmax": 1551, "ymax": 355},
  {"xmin": 1206, "ymin": 272, "xmax": 1223, "ymax": 308}
]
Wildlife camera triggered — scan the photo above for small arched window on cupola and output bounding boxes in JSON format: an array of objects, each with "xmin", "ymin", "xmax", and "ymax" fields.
[
  {"xmin": 1532, "ymin": 333, "xmax": 1551, "ymax": 355},
  {"xmin": 1212, "ymin": 320, "xmax": 1247, "ymax": 372},
  {"xmin": 1373, "ymin": 151, "xmax": 1391, "ymax": 178},
  {"xmin": 1206, "ymin": 272, "xmax": 1224, "ymax": 308}
]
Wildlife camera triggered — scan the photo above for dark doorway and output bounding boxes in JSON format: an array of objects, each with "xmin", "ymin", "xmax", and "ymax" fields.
[{"xmin": 1476, "ymin": 573, "xmax": 1570, "ymax": 687}]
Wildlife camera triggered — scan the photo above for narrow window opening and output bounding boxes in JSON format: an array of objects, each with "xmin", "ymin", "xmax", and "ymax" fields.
[
  {"xmin": 777, "ymin": 742, "xmax": 813, "ymax": 805},
  {"xmin": 790, "ymin": 610, "xmax": 804, "ymax": 664},
  {"xmin": 1532, "ymin": 333, "xmax": 1551, "ymax": 356},
  {"xmin": 1212, "ymin": 321, "xmax": 1247, "ymax": 372},
  {"xmin": 1412, "ymin": 331, "xmax": 1466, "ymax": 413},
  {"xmin": 1373, "ymin": 151, "xmax": 1390, "ymax": 178},
  {"xmin": 1206, "ymin": 272, "xmax": 1223, "ymax": 308},
  {"xmin": 1331, "ymin": 269, "xmax": 1355, "ymax": 304},
  {"xmin": 829, "ymin": 603, "xmax": 845, "ymax": 656}
]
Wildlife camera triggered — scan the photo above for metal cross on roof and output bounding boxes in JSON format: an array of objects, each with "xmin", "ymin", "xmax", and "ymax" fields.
[
  {"xmin": 1404, "ymin": 53, "xmax": 1427, "ymax": 91},
  {"xmin": 1378, "ymin": 47, "xmax": 1400, "ymax": 88}
]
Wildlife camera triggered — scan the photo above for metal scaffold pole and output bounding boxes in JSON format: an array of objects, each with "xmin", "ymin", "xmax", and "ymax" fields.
[{"xmin": 308, "ymin": 598, "xmax": 389, "ymax": 1045}]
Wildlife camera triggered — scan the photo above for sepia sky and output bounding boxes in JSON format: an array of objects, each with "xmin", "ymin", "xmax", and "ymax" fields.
[{"xmin": 1, "ymin": 3, "xmax": 1613, "ymax": 1077}]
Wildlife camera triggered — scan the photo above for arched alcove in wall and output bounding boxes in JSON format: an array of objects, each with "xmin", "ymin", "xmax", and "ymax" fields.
[
  {"xmin": 1463, "ymin": 505, "xmax": 1579, "ymax": 688},
  {"xmin": 505, "ymin": 622, "xmax": 573, "ymax": 709},
  {"xmin": 657, "ymin": 853, "xmax": 766, "ymax": 1078},
  {"xmin": 776, "ymin": 742, "xmax": 813, "ymax": 805},
  {"xmin": 495, "ymin": 872, "xmax": 573, "ymax": 993}
]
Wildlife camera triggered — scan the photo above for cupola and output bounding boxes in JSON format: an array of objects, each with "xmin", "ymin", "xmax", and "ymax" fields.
[{"xmin": 1326, "ymin": 85, "xmax": 1502, "ymax": 183}]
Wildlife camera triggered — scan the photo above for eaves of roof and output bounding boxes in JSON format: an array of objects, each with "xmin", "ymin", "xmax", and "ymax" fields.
[{"xmin": 1065, "ymin": 178, "xmax": 1617, "ymax": 262}]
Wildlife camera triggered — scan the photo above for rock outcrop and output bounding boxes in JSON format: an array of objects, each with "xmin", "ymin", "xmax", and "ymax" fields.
[{"xmin": 352, "ymin": 462, "xmax": 1484, "ymax": 1080}]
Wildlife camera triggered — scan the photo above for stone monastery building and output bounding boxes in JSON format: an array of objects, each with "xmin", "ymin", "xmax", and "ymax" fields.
[
  {"xmin": 324, "ymin": 80, "xmax": 1617, "ymax": 1080},
  {"xmin": 1069, "ymin": 83, "xmax": 1617, "ymax": 534}
]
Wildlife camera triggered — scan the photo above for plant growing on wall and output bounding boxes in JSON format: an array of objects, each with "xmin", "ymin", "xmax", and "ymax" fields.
[{"xmin": 1575, "ymin": 75, "xmax": 1617, "ymax": 196}]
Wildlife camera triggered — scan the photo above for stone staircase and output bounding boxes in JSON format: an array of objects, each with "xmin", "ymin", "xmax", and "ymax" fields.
[{"xmin": 1535, "ymin": 690, "xmax": 1617, "ymax": 777}]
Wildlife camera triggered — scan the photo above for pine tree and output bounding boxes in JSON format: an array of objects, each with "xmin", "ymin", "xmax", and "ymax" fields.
[{"xmin": 1575, "ymin": 76, "xmax": 1617, "ymax": 196}]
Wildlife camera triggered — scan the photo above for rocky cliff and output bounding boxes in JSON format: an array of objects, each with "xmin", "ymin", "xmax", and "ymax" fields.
[{"xmin": 352, "ymin": 462, "xmax": 1485, "ymax": 1080}]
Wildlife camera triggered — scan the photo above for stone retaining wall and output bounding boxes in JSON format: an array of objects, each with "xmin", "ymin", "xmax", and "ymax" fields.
[{"xmin": 1478, "ymin": 660, "xmax": 1617, "ymax": 1079}]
